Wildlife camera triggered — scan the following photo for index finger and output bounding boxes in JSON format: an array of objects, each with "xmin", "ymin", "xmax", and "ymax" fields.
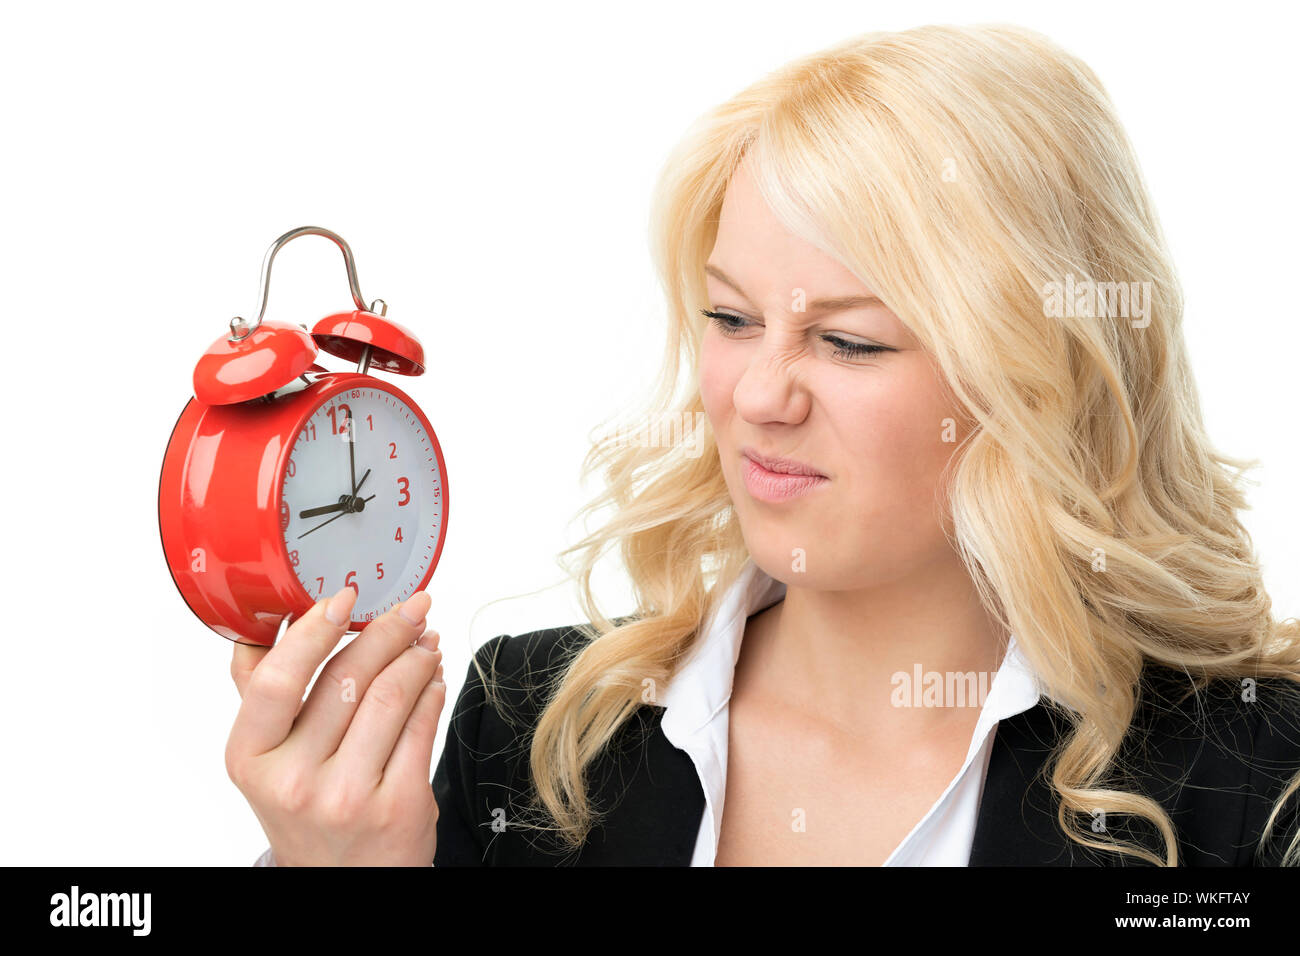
[{"xmin": 226, "ymin": 587, "xmax": 356, "ymax": 758}]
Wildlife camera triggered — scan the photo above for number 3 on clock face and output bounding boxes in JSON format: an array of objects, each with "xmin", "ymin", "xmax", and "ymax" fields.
[{"xmin": 279, "ymin": 384, "xmax": 447, "ymax": 624}]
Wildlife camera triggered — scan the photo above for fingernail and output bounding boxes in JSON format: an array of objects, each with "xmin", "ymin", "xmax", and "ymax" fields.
[
  {"xmin": 432, "ymin": 663, "xmax": 445, "ymax": 684},
  {"xmin": 399, "ymin": 591, "xmax": 431, "ymax": 625},
  {"xmin": 417, "ymin": 631, "xmax": 441, "ymax": 652},
  {"xmin": 325, "ymin": 587, "xmax": 357, "ymax": 627}
]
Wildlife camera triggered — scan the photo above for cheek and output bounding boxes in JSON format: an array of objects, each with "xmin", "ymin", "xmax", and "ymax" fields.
[
  {"xmin": 836, "ymin": 372, "xmax": 962, "ymax": 515},
  {"xmin": 698, "ymin": 333, "xmax": 735, "ymax": 428}
]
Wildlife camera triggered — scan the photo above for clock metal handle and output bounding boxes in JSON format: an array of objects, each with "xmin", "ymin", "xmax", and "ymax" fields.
[{"xmin": 228, "ymin": 226, "xmax": 382, "ymax": 341}]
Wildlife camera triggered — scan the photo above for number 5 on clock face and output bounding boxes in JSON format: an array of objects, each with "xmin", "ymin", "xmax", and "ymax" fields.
[{"xmin": 279, "ymin": 384, "xmax": 447, "ymax": 624}]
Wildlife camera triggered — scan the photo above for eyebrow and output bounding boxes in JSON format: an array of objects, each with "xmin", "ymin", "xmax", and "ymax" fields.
[{"xmin": 704, "ymin": 262, "xmax": 885, "ymax": 313}]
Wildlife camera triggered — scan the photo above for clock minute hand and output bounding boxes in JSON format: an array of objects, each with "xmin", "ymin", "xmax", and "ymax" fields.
[{"xmin": 348, "ymin": 413, "xmax": 357, "ymax": 494}]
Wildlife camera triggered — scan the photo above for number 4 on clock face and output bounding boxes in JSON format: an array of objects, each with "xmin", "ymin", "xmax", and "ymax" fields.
[{"xmin": 278, "ymin": 385, "xmax": 446, "ymax": 624}]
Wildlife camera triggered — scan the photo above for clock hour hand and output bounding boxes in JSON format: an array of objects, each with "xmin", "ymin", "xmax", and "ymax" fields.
[
  {"xmin": 297, "ymin": 494, "xmax": 376, "ymax": 539},
  {"xmin": 299, "ymin": 500, "xmax": 349, "ymax": 519},
  {"xmin": 296, "ymin": 468, "xmax": 369, "ymax": 520}
]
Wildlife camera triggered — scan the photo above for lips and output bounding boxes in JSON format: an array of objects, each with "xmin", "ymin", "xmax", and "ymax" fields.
[
  {"xmin": 741, "ymin": 453, "xmax": 829, "ymax": 503},
  {"xmin": 740, "ymin": 446, "xmax": 827, "ymax": 478}
]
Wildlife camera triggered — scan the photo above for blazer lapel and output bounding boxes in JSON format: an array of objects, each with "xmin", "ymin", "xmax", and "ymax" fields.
[
  {"xmin": 573, "ymin": 705, "xmax": 705, "ymax": 866},
  {"xmin": 970, "ymin": 703, "xmax": 1114, "ymax": 866}
]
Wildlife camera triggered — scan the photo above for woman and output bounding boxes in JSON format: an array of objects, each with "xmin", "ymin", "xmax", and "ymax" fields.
[{"xmin": 226, "ymin": 22, "xmax": 1300, "ymax": 866}]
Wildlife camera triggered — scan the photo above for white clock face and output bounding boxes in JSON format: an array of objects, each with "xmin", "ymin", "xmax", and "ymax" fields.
[{"xmin": 279, "ymin": 384, "xmax": 446, "ymax": 624}]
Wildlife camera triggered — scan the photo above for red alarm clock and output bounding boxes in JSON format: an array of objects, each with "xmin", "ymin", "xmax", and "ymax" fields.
[{"xmin": 158, "ymin": 226, "xmax": 449, "ymax": 646}]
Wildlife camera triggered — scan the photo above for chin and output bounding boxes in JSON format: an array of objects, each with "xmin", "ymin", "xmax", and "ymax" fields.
[{"xmin": 737, "ymin": 529, "xmax": 802, "ymax": 582}]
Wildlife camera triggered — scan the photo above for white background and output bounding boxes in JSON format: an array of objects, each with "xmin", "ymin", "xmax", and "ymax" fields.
[{"xmin": 2, "ymin": 0, "xmax": 1296, "ymax": 864}]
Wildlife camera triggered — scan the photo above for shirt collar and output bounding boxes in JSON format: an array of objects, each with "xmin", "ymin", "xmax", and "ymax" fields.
[
  {"xmin": 659, "ymin": 556, "xmax": 1052, "ymax": 741},
  {"xmin": 659, "ymin": 557, "xmax": 783, "ymax": 738}
]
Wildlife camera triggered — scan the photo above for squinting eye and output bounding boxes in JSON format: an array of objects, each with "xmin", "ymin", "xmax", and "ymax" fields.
[
  {"xmin": 699, "ymin": 309, "xmax": 893, "ymax": 360},
  {"xmin": 821, "ymin": 334, "xmax": 891, "ymax": 359},
  {"xmin": 701, "ymin": 309, "xmax": 749, "ymax": 335}
]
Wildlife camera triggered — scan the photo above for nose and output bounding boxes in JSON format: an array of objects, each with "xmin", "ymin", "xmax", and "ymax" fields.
[{"xmin": 732, "ymin": 342, "xmax": 811, "ymax": 426}]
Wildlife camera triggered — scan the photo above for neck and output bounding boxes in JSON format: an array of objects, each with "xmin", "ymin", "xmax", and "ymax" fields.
[{"xmin": 748, "ymin": 551, "xmax": 1010, "ymax": 737}]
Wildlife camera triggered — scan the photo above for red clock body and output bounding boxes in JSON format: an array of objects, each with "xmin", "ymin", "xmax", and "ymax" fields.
[{"xmin": 159, "ymin": 371, "xmax": 448, "ymax": 645}]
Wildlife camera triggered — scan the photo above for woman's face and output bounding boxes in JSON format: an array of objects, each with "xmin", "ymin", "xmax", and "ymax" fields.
[{"xmin": 699, "ymin": 161, "xmax": 971, "ymax": 591}]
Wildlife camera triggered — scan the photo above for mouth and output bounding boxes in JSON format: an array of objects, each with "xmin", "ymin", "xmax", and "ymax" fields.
[
  {"xmin": 740, "ymin": 446, "xmax": 827, "ymax": 477},
  {"xmin": 740, "ymin": 447, "xmax": 829, "ymax": 503}
]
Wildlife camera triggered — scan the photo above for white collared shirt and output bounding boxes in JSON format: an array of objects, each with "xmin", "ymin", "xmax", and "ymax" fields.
[{"xmin": 658, "ymin": 557, "xmax": 1047, "ymax": 866}]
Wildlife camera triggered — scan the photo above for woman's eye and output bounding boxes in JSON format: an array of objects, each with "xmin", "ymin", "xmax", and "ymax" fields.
[
  {"xmin": 821, "ymin": 334, "xmax": 890, "ymax": 359},
  {"xmin": 701, "ymin": 308, "xmax": 750, "ymax": 334},
  {"xmin": 700, "ymin": 309, "xmax": 892, "ymax": 360}
]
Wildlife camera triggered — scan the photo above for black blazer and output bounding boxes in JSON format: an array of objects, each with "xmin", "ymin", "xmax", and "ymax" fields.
[{"xmin": 432, "ymin": 624, "xmax": 1300, "ymax": 866}]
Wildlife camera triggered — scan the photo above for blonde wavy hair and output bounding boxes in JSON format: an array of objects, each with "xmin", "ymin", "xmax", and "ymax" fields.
[{"xmin": 474, "ymin": 22, "xmax": 1300, "ymax": 865}]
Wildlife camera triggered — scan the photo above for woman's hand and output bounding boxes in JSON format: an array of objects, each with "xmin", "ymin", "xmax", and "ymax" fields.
[{"xmin": 225, "ymin": 587, "xmax": 447, "ymax": 866}]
